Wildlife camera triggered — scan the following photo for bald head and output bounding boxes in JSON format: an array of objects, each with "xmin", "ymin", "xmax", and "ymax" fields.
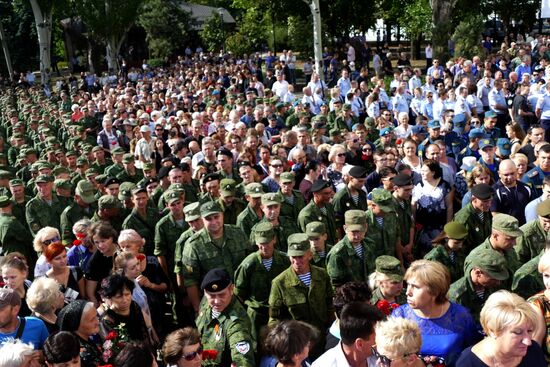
[{"xmin": 499, "ymin": 159, "xmax": 517, "ymax": 187}]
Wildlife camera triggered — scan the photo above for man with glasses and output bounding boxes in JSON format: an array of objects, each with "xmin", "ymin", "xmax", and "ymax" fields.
[
  {"xmin": 261, "ymin": 156, "xmax": 284, "ymax": 193},
  {"xmin": 427, "ymin": 59, "xmax": 444, "ymax": 78},
  {"xmin": 365, "ymin": 150, "xmax": 387, "ymax": 192}
]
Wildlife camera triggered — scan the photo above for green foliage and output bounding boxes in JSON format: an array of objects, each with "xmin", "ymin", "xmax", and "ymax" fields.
[
  {"xmin": 287, "ymin": 16, "xmax": 313, "ymax": 56},
  {"xmin": 0, "ymin": 0, "xmax": 38, "ymax": 73},
  {"xmin": 138, "ymin": 0, "xmax": 193, "ymax": 59},
  {"xmin": 453, "ymin": 15, "xmax": 484, "ymax": 59},
  {"xmin": 323, "ymin": 0, "xmax": 377, "ymax": 39},
  {"xmin": 148, "ymin": 58, "xmax": 166, "ymax": 68},
  {"xmin": 199, "ymin": 12, "xmax": 224, "ymax": 52},
  {"xmin": 399, "ymin": 0, "xmax": 432, "ymax": 39},
  {"xmin": 225, "ymin": 33, "xmax": 252, "ymax": 56},
  {"xmin": 237, "ymin": 7, "xmax": 268, "ymax": 50}
]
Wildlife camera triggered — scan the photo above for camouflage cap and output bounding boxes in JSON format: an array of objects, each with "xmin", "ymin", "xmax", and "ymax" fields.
[
  {"xmin": 35, "ymin": 174, "xmax": 54, "ymax": 183},
  {"xmin": 54, "ymin": 179, "xmax": 72, "ymax": 191},
  {"xmin": 537, "ymin": 199, "xmax": 550, "ymax": 217},
  {"xmin": 375, "ymin": 255, "xmax": 404, "ymax": 282},
  {"xmin": 76, "ymin": 157, "xmax": 89, "ymax": 167},
  {"xmin": 118, "ymin": 182, "xmax": 136, "ymax": 200},
  {"xmin": 85, "ymin": 168, "xmax": 98, "ymax": 178},
  {"xmin": 111, "ymin": 147, "xmax": 125, "ymax": 155},
  {"xmin": 369, "ymin": 188, "xmax": 395, "ymax": 213},
  {"xmin": 98, "ymin": 195, "xmax": 121, "ymax": 209},
  {"xmin": 0, "ymin": 170, "xmax": 11, "ymax": 180},
  {"xmin": 200, "ymin": 201, "xmax": 223, "ymax": 218},
  {"xmin": 122, "ymin": 153, "xmax": 135, "ymax": 164},
  {"xmin": 344, "ymin": 210, "xmax": 367, "ymax": 231},
  {"xmin": 492, "ymin": 213, "xmax": 523, "ymax": 238},
  {"xmin": 469, "ymin": 247, "xmax": 509, "ymax": 281},
  {"xmin": 245, "ymin": 183, "xmax": 264, "ymax": 198},
  {"xmin": 287, "ymin": 233, "xmax": 311, "ymax": 256},
  {"xmin": 184, "ymin": 202, "xmax": 201, "ymax": 222},
  {"xmin": 261, "ymin": 192, "xmax": 283, "ymax": 206},
  {"xmin": 142, "ymin": 162, "xmax": 155, "ymax": 171},
  {"xmin": 52, "ymin": 166, "xmax": 70, "ymax": 176},
  {"xmin": 0, "ymin": 195, "xmax": 10, "ymax": 208},
  {"xmin": 75, "ymin": 180, "xmax": 97, "ymax": 204},
  {"xmin": 279, "ymin": 172, "xmax": 296, "ymax": 184},
  {"xmin": 443, "ymin": 222, "xmax": 468, "ymax": 240},
  {"xmin": 220, "ymin": 178, "xmax": 237, "ymax": 197},
  {"xmin": 252, "ymin": 222, "xmax": 275, "ymax": 244},
  {"xmin": 91, "ymin": 146, "xmax": 103, "ymax": 153},
  {"xmin": 305, "ymin": 221, "xmax": 326, "ymax": 238},
  {"xmin": 163, "ymin": 190, "xmax": 181, "ymax": 205},
  {"xmin": 9, "ymin": 179, "xmax": 23, "ymax": 187}
]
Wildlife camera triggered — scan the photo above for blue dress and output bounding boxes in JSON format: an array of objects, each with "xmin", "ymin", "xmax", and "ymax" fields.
[
  {"xmin": 392, "ymin": 302, "xmax": 479, "ymax": 367},
  {"xmin": 456, "ymin": 343, "xmax": 546, "ymax": 366}
]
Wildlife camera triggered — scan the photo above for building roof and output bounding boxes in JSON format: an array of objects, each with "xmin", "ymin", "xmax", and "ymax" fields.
[{"xmin": 180, "ymin": 2, "xmax": 235, "ymax": 30}]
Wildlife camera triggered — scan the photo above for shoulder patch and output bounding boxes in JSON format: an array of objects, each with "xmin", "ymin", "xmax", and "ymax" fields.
[
  {"xmin": 528, "ymin": 171, "xmax": 539, "ymax": 178},
  {"xmin": 235, "ymin": 341, "xmax": 250, "ymax": 355}
]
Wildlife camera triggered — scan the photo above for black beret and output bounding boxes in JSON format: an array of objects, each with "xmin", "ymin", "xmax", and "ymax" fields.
[
  {"xmin": 348, "ymin": 166, "xmax": 367, "ymax": 179},
  {"xmin": 202, "ymin": 172, "xmax": 221, "ymax": 184},
  {"xmin": 201, "ymin": 268, "xmax": 231, "ymax": 292},
  {"xmin": 311, "ymin": 179, "xmax": 332, "ymax": 193},
  {"xmin": 392, "ymin": 173, "xmax": 413, "ymax": 187},
  {"xmin": 103, "ymin": 177, "xmax": 121, "ymax": 186},
  {"xmin": 216, "ymin": 148, "xmax": 233, "ymax": 159},
  {"xmin": 179, "ymin": 162, "xmax": 191, "ymax": 172},
  {"xmin": 158, "ymin": 166, "xmax": 172, "ymax": 179},
  {"xmin": 471, "ymin": 183, "xmax": 495, "ymax": 200}
]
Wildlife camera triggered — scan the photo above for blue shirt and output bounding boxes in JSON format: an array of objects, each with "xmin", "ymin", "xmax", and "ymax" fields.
[
  {"xmin": 488, "ymin": 88, "xmax": 506, "ymax": 114},
  {"xmin": 0, "ymin": 317, "xmax": 49, "ymax": 350},
  {"xmin": 392, "ymin": 303, "xmax": 478, "ymax": 367},
  {"xmin": 536, "ymin": 93, "xmax": 550, "ymax": 120}
]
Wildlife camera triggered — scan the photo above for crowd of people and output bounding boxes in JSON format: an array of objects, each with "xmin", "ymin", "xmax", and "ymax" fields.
[{"xmin": 2, "ymin": 34, "xmax": 550, "ymax": 367}]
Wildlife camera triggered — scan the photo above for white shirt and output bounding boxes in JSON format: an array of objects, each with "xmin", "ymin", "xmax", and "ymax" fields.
[
  {"xmin": 425, "ymin": 46, "xmax": 433, "ymax": 59},
  {"xmin": 272, "ymin": 80, "xmax": 289, "ymax": 99},
  {"xmin": 347, "ymin": 46, "xmax": 356, "ymax": 62},
  {"xmin": 312, "ymin": 342, "xmax": 376, "ymax": 367}
]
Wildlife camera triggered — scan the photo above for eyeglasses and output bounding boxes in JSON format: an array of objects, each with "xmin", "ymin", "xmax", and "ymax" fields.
[
  {"xmin": 337, "ymin": 153, "xmax": 347, "ymax": 157},
  {"xmin": 155, "ymin": 127, "xmax": 163, "ymax": 130},
  {"xmin": 371, "ymin": 345, "xmax": 411, "ymax": 367},
  {"xmin": 43, "ymin": 236, "xmax": 61, "ymax": 245},
  {"xmin": 271, "ymin": 164, "xmax": 283, "ymax": 168},
  {"xmin": 181, "ymin": 345, "xmax": 203, "ymax": 361},
  {"xmin": 362, "ymin": 147, "xmax": 372, "ymax": 152}
]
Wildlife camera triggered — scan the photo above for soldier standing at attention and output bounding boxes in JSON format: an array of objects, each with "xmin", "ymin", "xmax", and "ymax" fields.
[
  {"xmin": 515, "ymin": 200, "xmax": 550, "ymax": 264},
  {"xmin": 326, "ymin": 210, "xmax": 375, "ymax": 288},
  {"xmin": 278, "ymin": 172, "xmax": 306, "ymax": 222},
  {"xmin": 0, "ymin": 196, "xmax": 35, "ymax": 265},
  {"xmin": 365, "ymin": 188, "xmax": 401, "ymax": 259},
  {"xmin": 298, "ymin": 179, "xmax": 339, "ymax": 246},
  {"xmin": 236, "ymin": 183, "xmax": 264, "ymax": 237},
  {"xmin": 196, "ymin": 268, "xmax": 255, "ymax": 367},
  {"xmin": 234, "ymin": 222, "xmax": 290, "ymax": 339},
  {"xmin": 333, "ymin": 166, "xmax": 368, "ymax": 230},
  {"xmin": 181, "ymin": 201, "xmax": 250, "ymax": 313},
  {"xmin": 305, "ymin": 221, "xmax": 333, "ymax": 268},
  {"xmin": 25, "ymin": 174, "xmax": 64, "ymax": 236},
  {"xmin": 269, "ymin": 233, "xmax": 334, "ymax": 359}
]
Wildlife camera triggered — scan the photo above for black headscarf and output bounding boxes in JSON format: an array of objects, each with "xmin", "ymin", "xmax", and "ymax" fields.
[{"xmin": 57, "ymin": 300, "xmax": 88, "ymax": 332}]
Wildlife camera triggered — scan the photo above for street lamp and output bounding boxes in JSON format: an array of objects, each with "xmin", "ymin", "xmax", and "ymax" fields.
[{"xmin": 218, "ymin": 8, "xmax": 225, "ymax": 54}]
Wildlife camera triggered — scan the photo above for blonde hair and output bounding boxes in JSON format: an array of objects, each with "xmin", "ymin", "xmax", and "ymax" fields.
[
  {"xmin": 328, "ymin": 144, "xmax": 346, "ymax": 162},
  {"xmin": 33, "ymin": 226, "xmax": 60, "ymax": 252},
  {"xmin": 26, "ymin": 277, "xmax": 62, "ymax": 314},
  {"xmin": 404, "ymin": 260, "xmax": 450, "ymax": 304},
  {"xmin": 375, "ymin": 317, "xmax": 422, "ymax": 357},
  {"xmin": 118, "ymin": 229, "xmax": 145, "ymax": 248},
  {"xmin": 113, "ymin": 250, "xmax": 138, "ymax": 275},
  {"xmin": 480, "ymin": 290, "xmax": 538, "ymax": 336},
  {"xmin": 538, "ymin": 250, "xmax": 550, "ymax": 274}
]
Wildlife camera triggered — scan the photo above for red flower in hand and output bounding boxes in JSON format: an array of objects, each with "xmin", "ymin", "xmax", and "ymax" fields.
[
  {"xmin": 73, "ymin": 239, "xmax": 82, "ymax": 246},
  {"xmin": 376, "ymin": 299, "xmax": 391, "ymax": 315},
  {"xmin": 136, "ymin": 254, "xmax": 146, "ymax": 261},
  {"xmin": 202, "ymin": 349, "xmax": 218, "ymax": 360},
  {"xmin": 106, "ymin": 330, "xmax": 118, "ymax": 340},
  {"xmin": 76, "ymin": 232, "xmax": 87, "ymax": 240}
]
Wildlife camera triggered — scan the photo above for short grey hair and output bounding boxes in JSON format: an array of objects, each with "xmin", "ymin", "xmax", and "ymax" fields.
[{"xmin": 0, "ymin": 340, "xmax": 35, "ymax": 367}]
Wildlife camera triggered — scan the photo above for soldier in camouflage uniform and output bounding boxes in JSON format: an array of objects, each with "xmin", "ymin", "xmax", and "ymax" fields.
[
  {"xmin": 25, "ymin": 174, "xmax": 64, "ymax": 236},
  {"xmin": 60, "ymin": 180, "xmax": 97, "ymax": 246},
  {"xmin": 333, "ymin": 166, "xmax": 368, "ymax": 229},
  {"xmin": 515, "ymin": 200, "xmax": 550, "ymax": 264},
  {"xmin": 365, "ymin": 188, "xmax": 401, "ymax": 259},
  {"xmin": 305, "ymin": 221, "xmax": 333, "ymax": 269},
  {"xmin": 196, "ymin": 268, "xmax": 255, "ymax": 367},
  {"xmin": 181, "ymin": 201, "xmax": 250, "ymax": 313},
  {"xmin": 218, "ymin": 179, "xmax": 246, "ymax": 226},
  {"xmin": 234, "ymin": 222, "xmax": 290, "ymax": 339},
  {"xmin": 116, "ymin": 154, "xmax": 144, "ymax": 184},
  {"xmin": 268, "ymin": 233, "xmax": 335, "ymax": 359},
  {"xmin": 236, "ymin": 183, "xmax": 265, "ymax": 238},
  {"xmin": 326, "ymin": 210, "xmax": 375, "ymax": 288},
  {"xmin": 512, "ymin": 248, "xmax": 546, "ymax": 300},
  {"xmin": 370, "ymin": 255, "xmax": 407, "ymax": 306},
  {"xmin": 453, "ymin": 183, "xmax": 494, "ymax": 254},
  {"xmin": 174, "ymin": 202, "xmax": 205, "ymax": 290},
  {"xmin": 104, "ymin": 147, "xmax": 125, "ymax": 178},
  {"xmin": 278, "ymin": 172, "xmax": 305, "ymax": 223},
  {"xmin": 449, "ymin": 247, "xmax": 509, "ymax": 323},
  {"xmin": 9, "ymin": 178, "xmax": 30, "ymax": 228},
  {"xmin": 392, "ymin": 173, "xmax": 415, "ymax": 261},
  {"xmin": 298, "ymin": 179, "xmax": 339, "ymax": 246},
  {"xmin": 0, "ymin": 196, "xmax": 36, "ymax": 265}
]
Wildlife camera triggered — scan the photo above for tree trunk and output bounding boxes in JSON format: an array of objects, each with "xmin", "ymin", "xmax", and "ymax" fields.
[
  {"xmin": 0, "ymin": 19, "xmax": 13, "ymax": 79},
  {"xmin": 305, "ymin": 0, "xmax": 324, "ymax": 81},
  {"xmin": 29, "ymin": 0, "xmax": 52, "ymax": 86},
  {"xmin": 430, "ymin": 0, "xmax": 458, "ymax": 60}
]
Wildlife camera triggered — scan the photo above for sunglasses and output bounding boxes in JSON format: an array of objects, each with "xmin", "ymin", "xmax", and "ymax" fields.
[
  {"xmin": 371, "ymin": 346, "xmax": 413, "ymax": 367},
  {"xmin": 182, "ymin": 345, "xmax": 203, "ymax": 361},
  {"xmin": 337, "ymin": 153, "xmax": 347, "ymax": 157},
  {"xmin": 43, "ymin": 236, "xmax": 61, "ymax": 245},
  {"xmin": 271, "ymin": 164, "xmax": 283, "ymax": 168},
  {"xmin": 362, "ymin": 147, "xmax": 372, "ymax": 152}
]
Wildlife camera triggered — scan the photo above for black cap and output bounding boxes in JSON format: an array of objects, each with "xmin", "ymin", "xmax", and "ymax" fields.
[
  {"xmin": 142, "ymin": 177, "xmax": 159, "ymax": 187},
  {"xmin": 348, "ymin": 166, "xmax": 367, "ymax": 179},
  {"xmin": 103, "ymin": 177, "xmax": 121, "ymax": 186},
  {"xmin": 471, "ymin": 183, "xmax": 495, "ymax": 200},
  {"xmin": 311, "ymin": 179, "xmax": 332, "ymax": 193},
  {"xmin": 202, "ymin": 173, "xmax": 221, "ymax": 184},
  {"xmin": 392, "ymin": 173, "xmax": 413, "ymax": 187},
  {"xmin": 201, "ymin": 268, "xmax": 232, "ymax": 292},
  {"xmin": 179, "ymin": 162, "xmax": 191, "ymax": 172},
  {"xmin": 216, "ymin": 148, "xmax": 233, "ymax": 159},
  {"xmin": 158, "ymin": 166, "xmax": 171, "ymax": 179}
]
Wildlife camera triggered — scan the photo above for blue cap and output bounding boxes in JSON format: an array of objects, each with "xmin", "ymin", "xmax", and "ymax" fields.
[
  {"xmin": 411, "ymin": 125, "xmax": 426, "ymax": 134},
  {"xmin": 469, "ymin": 128, "xmax": 488, "ymax": 139},
  {"xmin": 428, "ymin": 120, "xmax": 441, "ymax": 129},
  {"xmin": 497, "ymin": 138, "xmax": 512, "ymax": 156},
  {"xmin": 453, "ymin": 113, "xmax": 467, "ymax": 125},
  {"xmin": 212, "ymin": 90, "xmax": 220, "ymax": 95},
  {"xmin": 379, "ymin": 127, "xmax": 393, "ymax": 137},
  {"xmin": 485, "ymin": 111, "xmax": 497, "ymax": 118},
  {"xmin": 479, "ymin": 138, "xmax": 494, "ymax": 150}
]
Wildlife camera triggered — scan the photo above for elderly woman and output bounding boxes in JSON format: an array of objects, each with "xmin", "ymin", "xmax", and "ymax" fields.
[
  {"xmin": 260, "ymin": 320, "xmax": 319, "ymax": 367},
  {"xmin": 67, "ymin": 219, "xmax": 94, "ymax": 269},
  {"xmin": 424, "ymin": 222, "xmax": 468, "ymax": 283},
  {"xmin": 528, "ymin": 250, "xmax": 550, "ymax": 360},
  {"xmin": 26, "ymin": 277, "xmax": 64, "ymax": 332},
  {"xmin": 327, "ymin": 144, "xmax": 348, "ymax": 191},
  {"xmin": 32, "ymin": 226, "xmax": 61, "ymax": 278},
  {"xmin": 412, "ymin": 159, "xmax": 453, "ymax": 256},
  {"xmin": 392, "ymin": 260, "xmax": 477, "ymax": 365},
  {"xmin": 400, "ymin": 139, "xmax": 422, "ymax": 174},
  {"xmin": 457, "ymin": 290, "xmax": 546, "ymax": 366},
  {"xmin": 162, "ymin": 328, "xmax": 203, "ymax": 367},
  {"xmin": 373, "ymin": 317, "xmax": 425, "ymax": 367},
  {"xmin": 57, "ymin": 300, "xmax": 102, "ymax": 367},
  {"xmin": 511, "ymin": 152, "xmax": 529, "ymax": 181}
]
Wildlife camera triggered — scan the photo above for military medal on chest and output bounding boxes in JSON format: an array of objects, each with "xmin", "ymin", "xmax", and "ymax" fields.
[{"xmin": 214, "ymin": 323, "xmax": 222, "ymax": 341}]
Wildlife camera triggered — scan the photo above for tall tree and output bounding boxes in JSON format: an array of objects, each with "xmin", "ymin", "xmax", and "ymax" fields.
[
  {"xmin": 430, "ymin": 0, "xmax": 459, "ymax": 59},
  {"xmin": 29, "ymin": 0, "xmax": 54, "ymax": 85},
  {"xmin": 138, "ymin": 0, "xmax": 193, "ymax": 60},
  {"xmin": 75, "ymin": 0, "xmax": 144, "ymax": 72}
]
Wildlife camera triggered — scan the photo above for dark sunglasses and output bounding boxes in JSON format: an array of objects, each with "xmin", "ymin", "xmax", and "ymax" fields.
[
  {"xmin": 362, "ymin": 147, "xmax": 372, "ymax": 152},
  {"xmin": 337, "ymin": 153, "xmax": 347, "ymax": 157},
  {"xmin": 182, "ymin": 345, "xmax": 203, "ymax": 361},
  {"xmin": 271, "ymin": 164, "xmax": 283, "ymax": 168},
  {"xmin": 43, "ymin": 236, "xmax": 61, "ymax": 245}
]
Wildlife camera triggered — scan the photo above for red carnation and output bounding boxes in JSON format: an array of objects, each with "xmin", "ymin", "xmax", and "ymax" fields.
[
  {"xmin": 136, "ymin": 254, "xmax": 146, "ymax": 261},
  {"xmin": 376, "ymin": 299, "xmax": 391, "ymax": 315},
  {"xmin": 73, "ymin": 239, "xmax": 82, "ymax": 246},
  {"xmin": 116, "ymin": 341, "xmax": 126, "ymax": 349},
  {"xmin": 106, "ymin": 330, "xmax": 118, "ymax": 340},
  {"xmin": 202, "ymin": 349, "xmax": 218, "ymax": 360}
]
